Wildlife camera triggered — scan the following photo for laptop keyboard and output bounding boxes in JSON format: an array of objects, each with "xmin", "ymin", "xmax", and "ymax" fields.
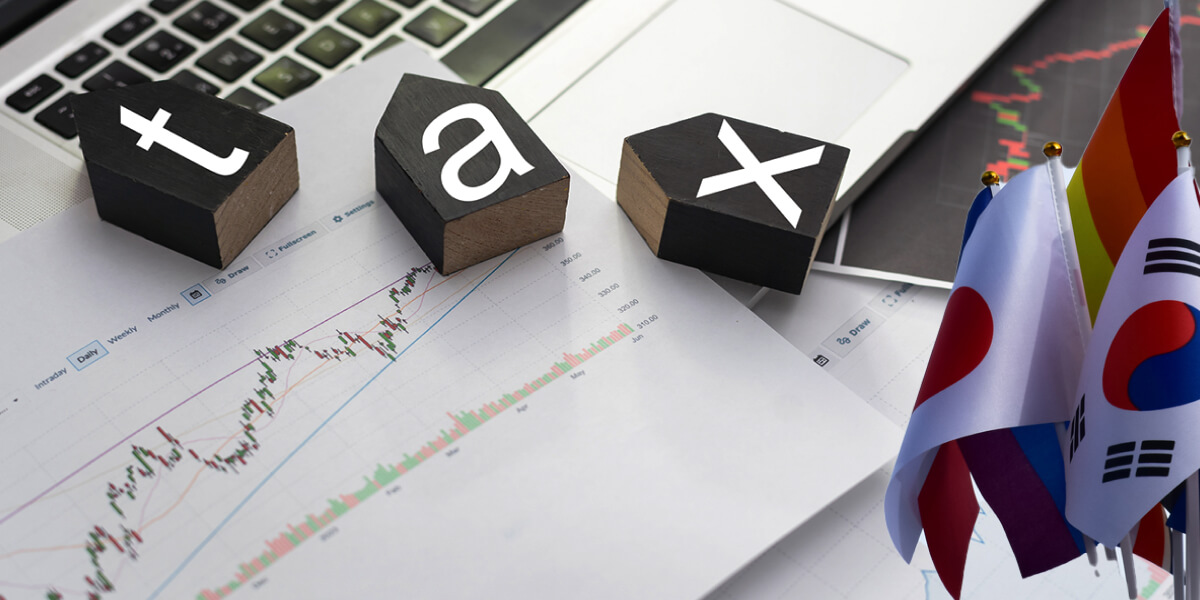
[{"xmin": 3, "ymin": 0, "xmax": 588, "ymax": 141}]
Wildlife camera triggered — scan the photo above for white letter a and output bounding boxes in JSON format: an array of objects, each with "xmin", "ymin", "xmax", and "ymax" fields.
[{"xmin": 422, "ymin": 103, "xmax": 534, "ymax": 202}]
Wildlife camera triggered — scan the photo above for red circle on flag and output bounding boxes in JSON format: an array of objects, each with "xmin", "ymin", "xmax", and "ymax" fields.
[
  {"xmin": 914, "ymin": 286, "xmax": 993, "ymax": 410},
  {"xmin": 1103, "ymin": 300, "xmax": 1199, "ymax": 411}
]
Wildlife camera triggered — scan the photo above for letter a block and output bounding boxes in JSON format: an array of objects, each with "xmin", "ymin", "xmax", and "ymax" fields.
[
  {"xmin": 374, "ymin": 74, "xmax": 568, "ymax": 274},
  {"xmin": 616, "ymin": 113, "xmax": 849, "ymax": 294},
  {"xmin": 73, "ymin": 81, "xmax": 298, "ymax": 269}
]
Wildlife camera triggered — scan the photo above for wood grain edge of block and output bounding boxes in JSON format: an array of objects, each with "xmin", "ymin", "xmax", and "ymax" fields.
[
  {"xmin": 615, "ymin": 141, "xmax": 669, "ymax": 255},
  {"xmin": 441, "ymin": 174, "xmax": 570, "ymax": 274},
  {"xmin": 802, "ymin": 172, "xmax": 842, "ymax": 275},
  {"xmin": 213, "ymin": 131, "xmax": 300, "ymax": 268}
]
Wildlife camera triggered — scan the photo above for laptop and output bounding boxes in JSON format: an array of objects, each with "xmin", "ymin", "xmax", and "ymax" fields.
[{"xmin": 0, "ymin": 0, "xmax": 1046, "ymax": 244}]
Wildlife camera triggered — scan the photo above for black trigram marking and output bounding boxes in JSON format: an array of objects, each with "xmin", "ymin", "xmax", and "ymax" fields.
[
  {"xmin": 1069, "ymin": 395, "xmax": 1085, "ymax": 461},
  {"xmin": 1145, "ymin": 238, "xmax": 1200, "ymax": 277},
  {"xmin": 1102, "ymin": 440, "xmax": 1175, "ymax": 483}
]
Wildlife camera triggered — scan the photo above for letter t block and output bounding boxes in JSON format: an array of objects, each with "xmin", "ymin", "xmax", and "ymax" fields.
[
  {"xmin": 374, "ymin": 74, "xmax": 569, "ymax": 274},
  {"xmin": 73, "ymin": 81, "xmax": 298, "ymax": 269}
]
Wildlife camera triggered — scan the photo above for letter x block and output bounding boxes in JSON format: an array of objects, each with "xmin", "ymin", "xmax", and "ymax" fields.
[
  {"xmin": 375, "ymin": 74, "xmax": 569, "ymax": 274},
  {"xmin": 616, "ymin": 113, "xmax": 849, "ymax": 294},
  {"xmin": 73, "ymin": 81, "xmax": 298, "ymax": 269}
]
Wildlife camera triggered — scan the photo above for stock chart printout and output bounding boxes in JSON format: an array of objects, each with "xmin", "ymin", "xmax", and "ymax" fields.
[
  {"xmin": 0, "ymin": 48, "xmax": 899, "ymax": 600},
  {"xmin": 817, "ymin": 0, "xmax": 1200, "ymax": 284}
]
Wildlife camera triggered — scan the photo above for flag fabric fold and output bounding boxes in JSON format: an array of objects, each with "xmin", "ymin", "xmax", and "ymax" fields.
[
  {"xmin": 885, "ymin": 163, "xmax": 1088, "ymax": 597},
  {"xmin": 957, "ymin": 423, "xmax": 1086, "ymax": 578},
  {"xmin": 1066, "ymin": 170, "xmax": 1200, "ymax": 546}
]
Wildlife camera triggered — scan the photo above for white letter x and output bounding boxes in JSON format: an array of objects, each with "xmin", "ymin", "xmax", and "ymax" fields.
[{"xmin": 696, "ymin": 120, "xmax": 824, "ymax": 228}]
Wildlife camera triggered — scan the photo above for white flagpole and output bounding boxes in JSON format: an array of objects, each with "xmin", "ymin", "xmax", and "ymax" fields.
[
  {"xmin": 1121, "ymin": 535, "xmax": 1138, "ymax": 599},
  {"xmin": 1173, "ymin": 131, "xmax": 1199, "ymax": 600},
  {"xmin": 1045, "ymin": 141, "xmax": 1105, "ymax": 572},
  {"xmin": 1176, "ymin": 132, "xmax": 1192, "ymax": 175},
  {"xmin": 1187, "ymin": 474, "xmax": 1198, "ymax": 600},
  {"xmin": 1085, "ymin": 534, "xmax": 1100, "ymax": 567},
  {"xmin": 1044, "ymin": 141, "xmax": 1093, "ymax": 354},
  {"xmin": 1174, "ymin": 529, "xmax": 1185, "ymax": 600}
]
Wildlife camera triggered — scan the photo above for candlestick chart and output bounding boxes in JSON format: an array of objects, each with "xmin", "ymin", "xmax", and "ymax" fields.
[
  {"xmin": 818, "ymin": 0, "xmax": 1200, "ymax": 284},
  {"xmin": 0, "ymin": 228, "xmax": 652, "ymax": 600}
]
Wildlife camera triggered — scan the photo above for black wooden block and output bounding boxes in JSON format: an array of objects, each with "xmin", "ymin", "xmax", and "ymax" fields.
[
  {"xmin": 72, "ymin": 81, "xmax": 298, "ymax": 268},
  {"xmin": 616, "ymin": 113, "xmax": 849, "ymax": 294},
  {"xmin": 374, "ymin": 73, "xmax": 568, "ymax": 274}
]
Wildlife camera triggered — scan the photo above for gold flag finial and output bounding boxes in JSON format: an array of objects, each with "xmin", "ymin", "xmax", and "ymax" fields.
[
  {"xmin": 1043, "ymin": 141, "xmax": 1063, "ymax": 157},
  {"xmin": 981, "ymin": 170, "xmax": 1000, "ymax": 186},
  {"xmin": 1173, "ymin": 131, "xmax": 1191, "ymax": 148}
]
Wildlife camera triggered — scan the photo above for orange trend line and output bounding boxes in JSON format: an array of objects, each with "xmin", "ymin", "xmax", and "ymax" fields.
[
  {"xmin": 0, "ymin": 543, "xmax": 86, "ymax": 561},
  {"xmin": 139, "ymin": 360, "xmax": 332, "ymax": 533}
]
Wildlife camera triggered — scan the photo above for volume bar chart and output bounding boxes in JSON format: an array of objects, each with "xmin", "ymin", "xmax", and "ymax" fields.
[{"xmin": 196, "ymin": 324, "xmax": 634, "ymax": 599}]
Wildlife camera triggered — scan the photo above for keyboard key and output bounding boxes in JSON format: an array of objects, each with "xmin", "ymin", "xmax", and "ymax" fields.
[
  {"xmin": 226, "ymin": 87, "xmax": 272, "ymax": 111},
  {"xmin": 197, "ymin": 39, "xmax": 262, "ymax": 81},
  {"xmin": 174, "ymin": 1, "xmax": 236, "ymax": 42},
  {"xmin": 6, "ymin": 74, "xmax": 62, "ymax": 113},
  {"xmin": 171, "ymin": 69, "xmax": 220, "ymax": 95},
  {"xmin": 296, "ymin": 26, "xmax": 360, "ymax": 68},
  {"xmin": 403, "ymin": 7, "xmax": 464, "ymax": 48},
  {"xmin": 338, "ymin": 0, "xmax": 398, "ymax": 37},
  {"xmin": 254, "ymin": 57, "xmax": 319, "ymax": 98},
  {"xmin": 55, "ymin": 42, "xmax": 110, "ymax": 78},
  {"xmin": 240, "ymin": 10, "xmax": 303, "ymax": 51},
  {"xmin": 103, "ymin": 11, "xmax": 155, "ymax": 45},
  {"xmin": 446, "ymin": 0, "xmax": 500, "ymax": 17},
  {"xmin": 282, "ymin": 0, "xmax": 343, "ymax": 21},
  {"xmin": 34, "ymin": 93, "xmax": 77, "ymax": 139},
  {"xmin": 83, "ymin": 60, "xmax": 150, "ymax": 91},
  {"xmin": 443, "ymin": 0, "xmax": 588, "ymax": 85},
  {"xmin": 226, "ymin": 0, "xmax": 269, "ymax": 11},
  {"xmin": 130, "ymin": 30, "xmax": 195, "ymax": 72},
  {"xmin": 149, "ymin": 0, "xmax": 188, "ymax": 14},
  {"xmin": 363, "ymin": 34, "xmax": 403, "ymax": 60}
]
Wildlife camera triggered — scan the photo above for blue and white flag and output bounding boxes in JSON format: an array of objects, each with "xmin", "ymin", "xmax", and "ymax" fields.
[{"xmin": 1066, "ymin": 169, "xmax": 1200, "ymax": 545}]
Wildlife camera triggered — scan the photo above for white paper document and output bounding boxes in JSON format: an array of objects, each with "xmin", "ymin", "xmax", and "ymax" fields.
[
  {"xmin": 717, "ymin": 272, "xmax": 1171, "ymax": 600},
  {"xmin": 0, "ymin": 47, "xmax": 898, "ymax": 600}
]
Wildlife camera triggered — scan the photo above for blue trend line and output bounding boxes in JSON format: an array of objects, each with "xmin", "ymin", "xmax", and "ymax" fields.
[
  {"xmin": 147, "ymin": 250, "xmax": 517, "ymax": 599},
  {"xmin": 921, "ymin": 569, "xmax": 938, "ymax": 600}
]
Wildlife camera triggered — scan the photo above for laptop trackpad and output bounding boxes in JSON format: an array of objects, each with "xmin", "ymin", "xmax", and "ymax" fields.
[{"xmin": 530, "ymin": 0, "xmax": 908, "ymax": 185}]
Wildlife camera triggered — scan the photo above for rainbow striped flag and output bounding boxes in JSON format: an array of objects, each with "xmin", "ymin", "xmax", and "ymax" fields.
[{"xmin": 1067, "ymin": 7, "xmax": 1182, "ymax": 322}]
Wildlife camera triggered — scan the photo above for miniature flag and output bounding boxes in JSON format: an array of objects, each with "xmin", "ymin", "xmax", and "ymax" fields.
[
  {"xmin": 886, "ymin": 164, "xmax": 1087, "ymax": 598},
  {"xmin": 959, "ymin": 185, "xmax": 994, "ymax": 260},
  {"xmin": 1066, "ymin": 7, "xmax": 1182, "ymax": 323},
  {"xmin": 1066, "ymin": 170, "xmax": 1200, "ymax": 546}
]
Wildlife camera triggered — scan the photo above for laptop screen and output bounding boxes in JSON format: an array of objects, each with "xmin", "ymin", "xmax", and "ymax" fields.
[{"xmin": 0, "ymin": 0, "xmax": 70, "ymax": 48}]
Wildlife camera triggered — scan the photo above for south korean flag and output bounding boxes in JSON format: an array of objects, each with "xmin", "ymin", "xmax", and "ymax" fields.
[{"xmin": 1066, "ymin": 169, "xmax": 1200, "ymax": 545}]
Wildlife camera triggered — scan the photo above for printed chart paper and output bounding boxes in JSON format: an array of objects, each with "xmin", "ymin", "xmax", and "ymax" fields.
[{"xmin": 0, "ymin": 47, "xmax": 898, "ymax": 600}]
